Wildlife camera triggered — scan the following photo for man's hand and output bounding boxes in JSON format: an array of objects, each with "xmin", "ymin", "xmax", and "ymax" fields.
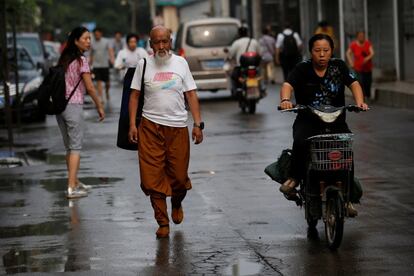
[
  {"xmin": 192, "ymin": 127, "xmax": 203, "ymax": 145},
  {"xmin": 128, "ymin": 126, "xmax": 138, "ymax": 144}
]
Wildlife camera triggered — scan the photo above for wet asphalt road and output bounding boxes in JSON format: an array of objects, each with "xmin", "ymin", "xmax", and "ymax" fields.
[{"xmin": 1, "ymin": 80, "xmax": 414, "ymax": 275}]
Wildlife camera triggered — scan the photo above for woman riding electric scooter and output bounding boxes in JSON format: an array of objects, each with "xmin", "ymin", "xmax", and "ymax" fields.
[{"xmin": 278, "ymin": 34, "xmax": 369, "ymax": 215}]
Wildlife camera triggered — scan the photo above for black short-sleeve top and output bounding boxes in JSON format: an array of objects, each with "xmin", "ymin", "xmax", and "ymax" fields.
[{"xmin": 287, "ymin": 58, "xmax": 357, "ymax": 107}]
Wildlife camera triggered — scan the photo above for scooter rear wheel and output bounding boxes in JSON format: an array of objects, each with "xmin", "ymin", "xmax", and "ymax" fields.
[
  {"xmin": 248, "ymin": 100, "xmax": 256, "ymax": 114},
  {"xmin": 325, "ymin": 194, "xmax": 344, "ymax": 250}
]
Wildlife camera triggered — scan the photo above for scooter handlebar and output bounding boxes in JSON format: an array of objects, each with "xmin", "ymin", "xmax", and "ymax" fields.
[
  {"xmin": 346, "ymin": 105, "xmax": 370, "ymax": 112},
  {"xmin": 278, "ymin": 104, "xmax": 369, "ymax": 113},
  {"xmin": 277, "ymin": 104, "xmax": 306, "ymax": 112}
]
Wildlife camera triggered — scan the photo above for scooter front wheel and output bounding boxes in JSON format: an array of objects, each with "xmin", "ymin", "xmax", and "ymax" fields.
[{"xmin": 325, "ymin": 193, "xmax": 344, "ymax": 250}]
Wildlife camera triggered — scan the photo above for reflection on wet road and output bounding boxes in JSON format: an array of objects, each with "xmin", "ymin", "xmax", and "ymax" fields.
[{"xmin": 1, "ymin": 86, "xmax": 414, "ymax": 275}]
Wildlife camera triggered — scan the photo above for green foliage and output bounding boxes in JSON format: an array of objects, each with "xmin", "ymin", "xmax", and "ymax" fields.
[
  {"xmin": 5, "ymin": 0, "xmax": 44, "ymax": 32},
  {"xmin": 40, "ymin": 0, "xmax": 139, "ymax": 41},
  {"xmin": 5, "ymin": 0, "xmax": 151, "ymax": 41}
]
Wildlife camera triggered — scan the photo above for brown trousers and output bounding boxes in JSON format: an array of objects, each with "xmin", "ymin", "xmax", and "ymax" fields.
[{"xmin": 138, "ymin": 117, "xmax": 191, "ymax": 225}]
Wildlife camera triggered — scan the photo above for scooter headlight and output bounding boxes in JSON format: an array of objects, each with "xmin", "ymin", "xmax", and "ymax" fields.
[{"xmin": 312, "ymin": 109, "xmax": 343, "ymax": 123}]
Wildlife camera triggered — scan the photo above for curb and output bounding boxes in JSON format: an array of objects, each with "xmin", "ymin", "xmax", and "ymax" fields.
[{"xmin": 375, "ymin": 87, "xmax": 414, "ymax": 109}]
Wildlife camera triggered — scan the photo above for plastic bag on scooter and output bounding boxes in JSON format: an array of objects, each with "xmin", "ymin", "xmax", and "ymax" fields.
[
  {"xmin": 264, "ymin": 149, "xmax": 292, "ymax": 184},
  {"xmin": 351, "ymin": 176, "xmax": 363, "ymax": 203}
]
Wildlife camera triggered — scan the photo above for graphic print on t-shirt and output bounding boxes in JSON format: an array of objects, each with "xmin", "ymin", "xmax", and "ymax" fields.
[
  {"xmin": 153, "ymin": 72, "xmax": 179, "ymax": 90},
  {"xmin": 313, "ymin": 65, "xmax": 342, "ymax": 106}
]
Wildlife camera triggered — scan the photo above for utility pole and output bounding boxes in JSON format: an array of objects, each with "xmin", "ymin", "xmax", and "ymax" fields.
[
  {"xmin": 149, "ymin": 0, "xmax": 156, "ymax": 23},
  {"xmin": 221, "ymin": 0, "xmax": 229, "ymax": 17},
  {"xmin": 11, "ymin": 6, "xmax": 21, "ymax": 127},
  {"xmin": 0, "ymin": 0, "xmax": 14, "ymax": 150},
  {"xmin": 130, "ymin": 0, "xmax": 137, "ymax": 32},
  {"xmin": 252, "ymin": 0, "xmax": 261, "ymax": 39},
  {"xmin": 209, "ymin": 0, "xmax": 215, "ymax": 17},
  {"xmin": 241, "ymin": 0, "xmax": 248, "ymax": 24}
]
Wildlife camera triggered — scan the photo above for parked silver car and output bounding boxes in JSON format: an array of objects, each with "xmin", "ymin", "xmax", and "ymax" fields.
[
  {"xmin": 7, "ymin": 32, "xmax": 52, "ymax": 75},
  {"xmin": 0, "ymin": 46, "xmax": 45, "ymax": 122},
  {"xmin": 43, "ymin": 41, "xmax": 61, "ymax": 66},
  {"xmin": 174, "ymin": 17, "xmax": 241, "ymax": 92}
]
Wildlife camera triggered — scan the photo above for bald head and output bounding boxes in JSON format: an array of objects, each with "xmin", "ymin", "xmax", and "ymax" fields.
[
  {"xmin": 150, "ymin": 25, "xmax": 171, "ymax": 40},
  {"xmin": 150, "ymin": 25, "xmax": 173, "ymax": 59}
]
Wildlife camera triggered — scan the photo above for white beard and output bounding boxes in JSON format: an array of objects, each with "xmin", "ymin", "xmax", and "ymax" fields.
[{"xmin": 154, "ymin": 50, "xmax": 172, "ymax": 64}]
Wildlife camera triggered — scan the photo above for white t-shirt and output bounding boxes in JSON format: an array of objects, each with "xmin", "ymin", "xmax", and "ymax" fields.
[
  {"xmin": 130, "ymin": 54, "xmax": 197, "ymax": 128},
  {"xmin": 114, "ymin": 47, "xmax": 149, "ymax": 69},
  {"xmin": 275, "ymin": 29, "xmax": 303, "ymax": 49},
  {"xmin": 229, "ymin": 37, "xmax": 261, "ymax": 66}
]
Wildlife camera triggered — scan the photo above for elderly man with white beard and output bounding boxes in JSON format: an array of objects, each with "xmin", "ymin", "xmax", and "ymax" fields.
[{"xmin": 128, "ymin": 26, "xmax": 204, "ymax": 238}]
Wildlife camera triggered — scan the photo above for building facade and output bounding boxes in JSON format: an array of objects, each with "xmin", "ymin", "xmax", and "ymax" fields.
[
  {"xmin": 300, "ymin": 0, "xmax": 414, "ymax": 82},
  {"xmin": 155, "ymin": 0, "xmax": 414, "ymax": 81}
]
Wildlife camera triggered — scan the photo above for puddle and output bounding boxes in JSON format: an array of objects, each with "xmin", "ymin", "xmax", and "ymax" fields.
[
  {"xmin": 0, "ymin": 199, "xmax": 25, "ymax": 208},
  {"xmin": 0, "ymin": 148, "xmax": 104, "ymax": 168},
  {"xmin": 0, "ymin": 148, "xmax": 67, "ymax": 168},
  {"xmin": 41, "ymin": 177, "xmax": 124, "ymax": 193},
  {"xmin": 0, "ymin": 157, "xmax": 24, "ymax": 168},
  {"xmin": 22, "ymin": 149, "xmax": 66, "ymax": 165},
  {"xmin": 2, "ymin": 246, "xmax": 64, "ymax": 274},
  {"xmin": 190, "ymin": 170, "xmax": 216, "ymax": 175},
  {"xmin": 0, "ymin": 177, "xmax": 124, "ymax": 193},
  {"xmin": 224, "ymin": 257, "xmax": 263, "ymax": 276},
  {"xmin": 207, "ymin": 129, "xmax": 271, "ymax": 138},
  {"xmin": 247, "ymin": 221, "xmax": 269, "ymax": 225},
  {"xmin": 0, "ymin": 179, "xmax": 32, "ymax": 193},
  {"xmin": 0, "ymin": 220, "xmax": 68, "ymax": 239}
]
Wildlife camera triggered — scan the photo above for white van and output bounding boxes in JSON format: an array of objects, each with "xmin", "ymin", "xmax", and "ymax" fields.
[{"xmin": 174, "ymin": 18, "xmax": 241, "ymax": 92}]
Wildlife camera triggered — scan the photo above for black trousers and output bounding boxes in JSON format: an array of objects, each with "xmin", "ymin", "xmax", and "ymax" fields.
[
  {"xmin": 290, "ymin": 115, "xmax": 351, "ymax": 182},
  {"xmin": 280, "ymin": 54, "xmax": 302, "ymax": 81},
  {"xmin": 356, "ymin": 71, "xmax": 372, "ymax": 99},
  {"xmin": 231, "ymin": 66, "xmax": 242, "ymax": 91}
]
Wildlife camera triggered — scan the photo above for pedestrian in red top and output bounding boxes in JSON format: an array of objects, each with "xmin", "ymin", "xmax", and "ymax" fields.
[{"xmin": 346, "ymin": 31, "xmax": 375, "ymax": 99}]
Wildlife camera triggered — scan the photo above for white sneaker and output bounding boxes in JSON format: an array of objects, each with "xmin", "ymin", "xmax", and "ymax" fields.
[
  {"xmin": 78, "ymin": 181, "xmax": 92, "ymax": 191},
  {"xmin": 67, "ymin": 187, "xmax": 88, "ymax": 199}
]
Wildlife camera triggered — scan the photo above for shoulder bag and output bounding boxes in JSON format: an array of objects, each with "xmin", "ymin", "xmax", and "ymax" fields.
[{"xmin": 116, "ymin": 58, "xmax": 147, "ymax": 150}]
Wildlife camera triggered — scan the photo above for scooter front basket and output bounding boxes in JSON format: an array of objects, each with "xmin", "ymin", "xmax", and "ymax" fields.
[{"xmin": 308, "ymin": 133, "xmax": 354, "ymax": 171}]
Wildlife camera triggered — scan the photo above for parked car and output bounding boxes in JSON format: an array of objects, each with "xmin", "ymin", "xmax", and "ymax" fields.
[
  {"xmin": 7, "ymin": 32, "xmax": 52, "ymax": 75},
  {"xmin": 43, "ymin": 40, "xmax": 61, "ymax": 66},
  {"xmin": 174, "ymin": 17, "xmax": 241, "ymax": 92},
  {"xmin": 0, "ymin": 46, "xmax": 45, "ymax": 122}
]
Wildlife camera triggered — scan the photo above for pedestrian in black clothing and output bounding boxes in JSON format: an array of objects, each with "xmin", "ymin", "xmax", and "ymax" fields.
[{"xmin": 275, "ymin": 23, "xmax": 303, "ymax": 81}]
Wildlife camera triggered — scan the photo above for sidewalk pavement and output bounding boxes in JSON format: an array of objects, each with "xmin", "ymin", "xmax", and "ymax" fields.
[{"xmin": 373, "ymin": 81, "xmax": 414, "ymax": 109}]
